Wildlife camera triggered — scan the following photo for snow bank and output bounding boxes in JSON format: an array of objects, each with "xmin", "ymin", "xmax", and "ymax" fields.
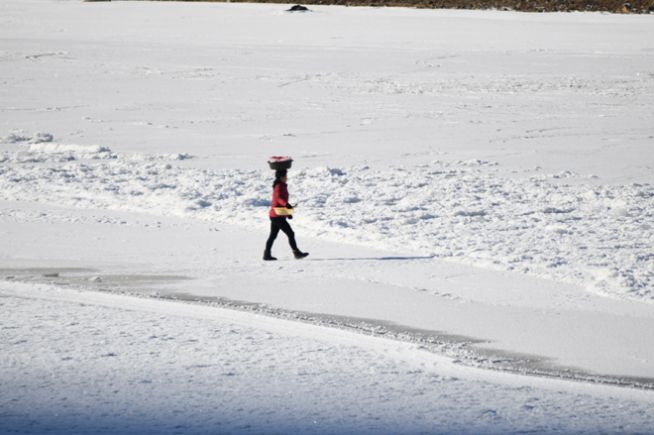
[{"xmin": 1, "ymin": 143, "xmax": 652, "ymax": 302}]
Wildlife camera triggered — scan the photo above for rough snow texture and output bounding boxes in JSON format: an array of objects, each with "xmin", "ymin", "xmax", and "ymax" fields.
[
  {"xmin": 2, "ymin": 282, "xmax": 654, "ymax": 435},
  {"xmin": 1, "ymin": 141, "xmax": 652, "ymax": 302}
]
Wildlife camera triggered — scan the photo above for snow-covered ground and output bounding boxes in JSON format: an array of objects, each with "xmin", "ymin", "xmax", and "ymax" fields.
[
  {"xmin": 1, "ymin": 0, "xmax": 654, "ymax": 433},
  {"xmin": 3, "ymin": 279, "xmax": 654, "ymax": 434}
]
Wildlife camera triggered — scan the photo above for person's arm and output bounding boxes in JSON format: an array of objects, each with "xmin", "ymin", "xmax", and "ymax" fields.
[{"xmin": 272, "ymin": 184, "xmax": 288, "ymax": 207}]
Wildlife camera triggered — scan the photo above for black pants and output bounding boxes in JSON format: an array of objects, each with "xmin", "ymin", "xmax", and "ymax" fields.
[{"xmin": 265, "ymin": 217, "xmax": 298, "ymax": 252}]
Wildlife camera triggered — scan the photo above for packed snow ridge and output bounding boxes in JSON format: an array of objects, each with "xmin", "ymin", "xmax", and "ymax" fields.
[{"xmin": 1, "ymin": 137, "xmax": 652, "ymax": 302}]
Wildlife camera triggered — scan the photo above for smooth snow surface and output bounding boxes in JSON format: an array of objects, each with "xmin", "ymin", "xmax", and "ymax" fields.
[
  {"xmin": 1, "ymin": 0, "xmax": 654, "ymax": 433},
  {"xmin": 2, "ymin": 281, "xmax": 654, "ymax": 435},
  {"xmin": 2, "ymin": 201, "xmax": 654, "ymax": 434}
]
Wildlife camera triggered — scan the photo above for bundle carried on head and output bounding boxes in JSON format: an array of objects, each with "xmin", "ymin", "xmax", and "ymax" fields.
[{"xmin": 268, "ymin": 156, "xmax": 293, "ymax": 170}]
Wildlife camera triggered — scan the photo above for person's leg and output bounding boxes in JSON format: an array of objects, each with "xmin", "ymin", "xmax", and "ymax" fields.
[
  {"xmin": 277, "ymin": 218, "xmax": 299, "ymax": 251},
  {"xmin": 264, "ymin": 219, "xmax": 281, "ymax": 259}
]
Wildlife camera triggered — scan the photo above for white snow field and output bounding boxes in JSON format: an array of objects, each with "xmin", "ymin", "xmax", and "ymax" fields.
[{"xmin": 2, "ymin": 0, "xmax": 654, "ymax": 433}]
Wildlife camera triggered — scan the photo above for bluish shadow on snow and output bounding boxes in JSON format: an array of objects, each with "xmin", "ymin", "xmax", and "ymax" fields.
[
  {"xmin": 0, "ymin": 412, "xmax": 338, "ymax": 435},
  {"xmin": 0, "ymin": 407, "xmax": 501, "ymax": 435}
]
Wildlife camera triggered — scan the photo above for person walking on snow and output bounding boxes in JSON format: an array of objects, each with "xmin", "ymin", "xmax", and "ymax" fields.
[{"xmin": 263, "ymin": 169, "xmax": 309, "ymax": 261}]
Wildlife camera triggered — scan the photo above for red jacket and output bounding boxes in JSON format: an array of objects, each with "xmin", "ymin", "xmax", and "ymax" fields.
[{"xmin": 269, "ymin": 181, "xmax": 290, "ymax": 218}]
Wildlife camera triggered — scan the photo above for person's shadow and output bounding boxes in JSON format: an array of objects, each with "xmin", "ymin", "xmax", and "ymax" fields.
[{"xmin": 309, "ymin": 255, "xmax": 434, "ymax": 262}]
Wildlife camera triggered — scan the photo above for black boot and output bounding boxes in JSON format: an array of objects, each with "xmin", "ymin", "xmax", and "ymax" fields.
[
  {"xmin": 263, "ymin": 251, "xmax": 277, "ymax": 261},
  {"xmin": 293, "ymin": 250, "xmax": 309, "ymax": 259}
]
